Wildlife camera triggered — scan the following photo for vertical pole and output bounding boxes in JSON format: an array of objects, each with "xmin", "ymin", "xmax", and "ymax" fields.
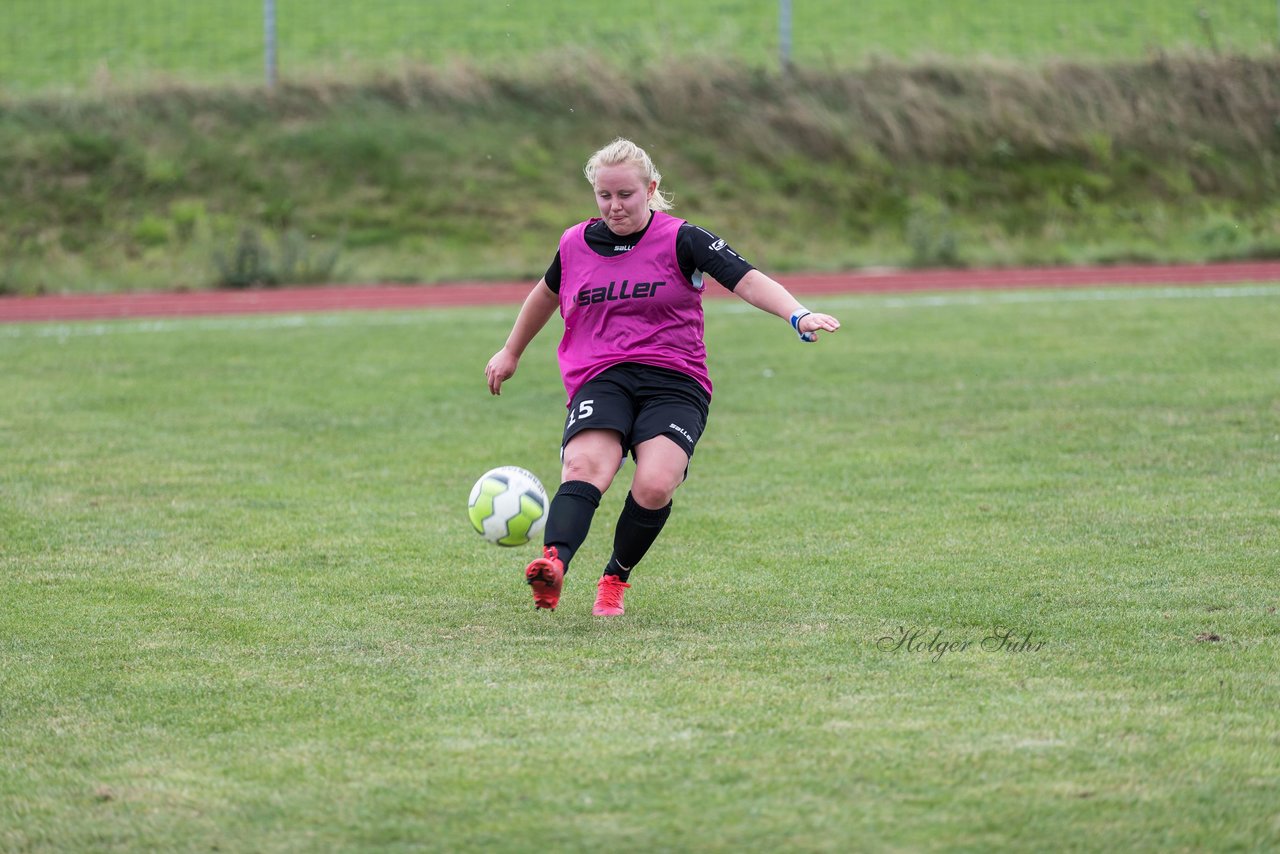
[
  {"xmin": 264, "ymin": 0, "xmax": 278, "ymax": 91},
  {"xmin": 779, "ymin": 0, "xmax": 793, "ymax": 71}
]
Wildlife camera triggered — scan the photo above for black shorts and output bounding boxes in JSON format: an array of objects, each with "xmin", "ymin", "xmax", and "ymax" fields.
[{"xmin": 562, "ymin": 363, "xmax": 711, "ymax": 460}]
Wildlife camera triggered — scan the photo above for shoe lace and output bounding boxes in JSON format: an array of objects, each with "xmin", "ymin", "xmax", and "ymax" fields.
[{"xmin": 597, "ymin": 575, "xmax": 629, "ymax": 608}]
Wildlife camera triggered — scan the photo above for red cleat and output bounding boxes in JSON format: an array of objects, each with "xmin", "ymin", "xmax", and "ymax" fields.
[
  {"xmin": 592, "ymin": 574, "xmax": 631, "ymax": 617},
  {"xmin": 525, "ymin": 546, "xmax": 565, "ymax": 610}
]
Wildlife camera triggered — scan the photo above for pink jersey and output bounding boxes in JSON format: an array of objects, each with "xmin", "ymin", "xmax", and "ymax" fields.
[{"xmin": 555, "ymin": 211, "xmax": 712, "ymax": 404}]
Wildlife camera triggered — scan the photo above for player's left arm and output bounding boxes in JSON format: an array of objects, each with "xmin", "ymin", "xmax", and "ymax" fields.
[{"xmin": 733, "ymin": 270, "xmax": 841, "ymax": 342}]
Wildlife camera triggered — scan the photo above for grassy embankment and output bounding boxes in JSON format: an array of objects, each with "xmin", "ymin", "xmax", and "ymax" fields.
[{"xmin": 1, "ymin": 54, "xmax": 1278, "ymax": 294}]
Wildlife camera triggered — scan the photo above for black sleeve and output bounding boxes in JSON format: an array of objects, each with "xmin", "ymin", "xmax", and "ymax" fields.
[
  {"xmin": 544, "ymin": 251, "xmax": 562, "ymax": 294},
  {"xmin": 676, "ymin": 223, "xmax": 755, "ymax": 291}
]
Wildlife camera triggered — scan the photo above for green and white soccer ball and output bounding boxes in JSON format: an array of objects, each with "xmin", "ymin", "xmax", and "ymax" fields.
[{"xmin": 467, "ymin": 465, "xmax": 550, "ymax": 547}]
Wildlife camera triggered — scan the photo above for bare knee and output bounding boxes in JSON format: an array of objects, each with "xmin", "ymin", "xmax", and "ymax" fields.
[
  {"xmin": 630, "ymin": 436, "xmax": 688, "ymax": 508},
  {"xmin": 561, "ymin": 432, "xmax": 623, "ymax": 491},
  {"xmin": 562, "ymin": 455, "xmax": 613, "ymax": 489},
  {"xmin": 630, "ymin": 469, "xmax": 680, "ymax": 509}
]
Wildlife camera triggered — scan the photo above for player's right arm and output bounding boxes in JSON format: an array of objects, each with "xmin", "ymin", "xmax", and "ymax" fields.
[{"xmin": 485, "ymin": 278, "xmax": 559, "ymax": 395}]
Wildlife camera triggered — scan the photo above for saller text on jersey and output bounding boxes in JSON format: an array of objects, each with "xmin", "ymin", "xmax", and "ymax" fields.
[{"xmin": 576, "ymin": 280, "xmax": 667, "ymax": 306}]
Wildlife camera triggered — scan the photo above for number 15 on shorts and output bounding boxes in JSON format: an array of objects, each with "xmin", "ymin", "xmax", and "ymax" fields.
[{"xmin": 566, "ymin": 399, "xmax": 594, "ymax": 428}]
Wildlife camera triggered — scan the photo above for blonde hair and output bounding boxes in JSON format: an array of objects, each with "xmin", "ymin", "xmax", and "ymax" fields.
[{"xmin": 583, "ymin": 137, "xmax": 674, "ymax": 212}]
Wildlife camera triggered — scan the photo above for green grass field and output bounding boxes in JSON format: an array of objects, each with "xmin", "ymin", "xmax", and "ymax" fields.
[
  {"xmin": 2, "ymin": 0, "xmax": 1274, "ymax": 92},
  {"xmin": 2, "ymin": 284, "xmax": 1278, "ymax": 850}
]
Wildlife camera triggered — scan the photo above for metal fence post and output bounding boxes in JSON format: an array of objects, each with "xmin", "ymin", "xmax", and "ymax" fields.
[
  {"xmin": 779, "ymin": 0, "xmax": 793, "ymax": 71},
  {"xmin": 264, "ymin": 0, "xmax": 278, "ymax": 90}
]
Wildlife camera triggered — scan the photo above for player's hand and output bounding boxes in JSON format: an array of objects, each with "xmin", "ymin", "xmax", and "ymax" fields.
[
  {"xmin": 798, "ymin": 312, "xmax": 841, "ymax": 341},
  {"xmin": 485, "ymin": 348, "xmax": 519, "ymax": 395}
]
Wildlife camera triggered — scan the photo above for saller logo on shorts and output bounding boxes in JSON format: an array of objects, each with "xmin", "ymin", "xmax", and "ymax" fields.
[
  {"xmin": 668, "ymin": 423, "xmax": 694, "ymax": 444},
  {"xmin": 577, "ymin": 279, "xmax": 666, "ymax": 306}
]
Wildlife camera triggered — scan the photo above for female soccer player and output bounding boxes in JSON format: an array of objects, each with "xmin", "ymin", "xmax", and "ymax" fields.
[{"xmin": 485, "ymin": 138, "xmax": 840, "ymax": 616}]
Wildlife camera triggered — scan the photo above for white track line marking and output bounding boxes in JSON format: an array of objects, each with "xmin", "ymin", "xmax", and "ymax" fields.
[
  {"xmin": 711, "ymin": 284, "xmax": 1280, "ymax": 314},
  {"xmin": 2, "ymin": 284, "xmax": 1278, "ymax": 339}
]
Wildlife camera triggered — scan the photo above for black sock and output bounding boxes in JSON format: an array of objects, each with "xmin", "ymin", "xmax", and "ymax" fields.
[
  {"xmin": 543, "ymin": 480, "xmax": 602, "ymax": 573},
  {"xmin": 604, "ymin": 492, "xmax": 671, "ymax": 582}
]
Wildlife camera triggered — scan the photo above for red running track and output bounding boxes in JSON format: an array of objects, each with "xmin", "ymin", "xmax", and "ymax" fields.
[{"xmin": 2, "ymin": 261, "xmax": 1279, "ymax": 323}]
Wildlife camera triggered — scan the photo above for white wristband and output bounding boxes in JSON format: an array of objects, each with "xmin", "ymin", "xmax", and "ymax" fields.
[{"xmin": 790, "ymin": 308, "xmax": 816, "ymax": 343}]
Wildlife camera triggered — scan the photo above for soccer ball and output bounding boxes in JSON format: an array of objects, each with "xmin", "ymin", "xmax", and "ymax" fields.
[{"xmin": 467, "ymin": 466, "xmax": 550, "ymax": 547}]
